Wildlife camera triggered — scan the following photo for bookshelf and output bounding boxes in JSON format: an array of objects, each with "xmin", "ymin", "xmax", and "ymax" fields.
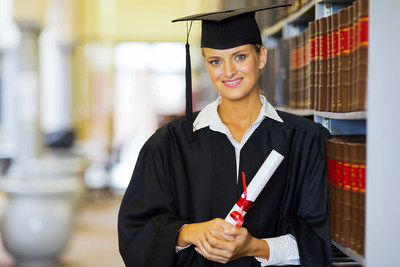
[{"xmin": 260, "ymin": 0, "xmax": 367, "ymax": 265}]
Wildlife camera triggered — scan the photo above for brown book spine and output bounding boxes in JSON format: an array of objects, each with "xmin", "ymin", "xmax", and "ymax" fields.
[
  {"xmin": 349, "ymin": 141, "xmax": 360, "ymax": 251},
  {"xmin": 289, "ymin": 36, "xmax": 297, "ymax": 108},
  {"xmin": 351, "ymin": 0, "xmax": 359, "ymax": 111},
  {"xmin": 298, "ymin": 32, "xmax": 305, "ymax": 109},
  {"xmin": 318, "ymin": 17, "xmax": 329, "ymax": 111},
  {"xmin": 355, "ymin": 0, "xmax": 369, "ymax": 111},
  {"xmin": 314, "ymin": 19, "xmax": 320, "ymax": 111},
  {"xmin": 348, "ymin": 5, "xmax": 355, "ymax": 112},
  {"xmin": 351, "ymin": 1, "xmax": 360, "ymax": 112},
  {"xmin": 337, "ymin": 8, "xmax": 350, "ymax": 112},
  {"xmin": 308, "ymin": 21, "xmax": 316, "ymax": 110},
  {"xmin": 341, "ymin": 141, "xmax": 352, "ymax": 248},
  {"xmin": 333, "ymin": 139, "xmax": 343, "ymax": 243},
  {"xmin": 357, "ymin": 142, "xmax": 366, "ymax": 256},
  {"xmin": 327, "ymin": 15, "xmax": 333, "ymax": 112},
  {"xmin": 331, "ymin": 13, "xmax": 339, "ymax": 112},
  {"xmin": 305, "ymin": 27, "xmax": 311, "ymax": 109}
]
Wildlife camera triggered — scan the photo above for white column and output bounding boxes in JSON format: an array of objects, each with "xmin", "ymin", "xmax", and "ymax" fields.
[{"xmin": 366, "ymin": 0, "xmax": 400, "ymax": 266}]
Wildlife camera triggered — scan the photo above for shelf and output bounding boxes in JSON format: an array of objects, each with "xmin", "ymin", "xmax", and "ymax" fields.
[
  {"xmin": 332, "ymin": 240, "xmax": 365, "ymax": 266},
  {"xmin": 262, "ymin": 0, "xmax": 357, "ymax": 37},
  {"xmin": 315, "ymin": 110, "xmax": 367, "ymax": 120},
  {"xmin": 261, "ymin": 0, "xmax": 316, "ymax": 37},
  {"xmin": 276, "ymin": 107, "xmax": 314, "ymax": 117}
]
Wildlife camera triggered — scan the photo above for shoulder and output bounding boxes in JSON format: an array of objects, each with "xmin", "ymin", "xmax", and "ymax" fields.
[
  {"xmin": 276, "ymin": 110, "xmax": 331, "ymax": 140},
  {"xmin": 144, "ymin": 111, "xmax": 201, "ymax": 149}
]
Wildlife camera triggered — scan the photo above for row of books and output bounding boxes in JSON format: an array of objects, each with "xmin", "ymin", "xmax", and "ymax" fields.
[
  {"xmin": 287, "ymin": 0, "xmax": 369, "ymax": 112},
  {"xmin": 326, "ymin": 135, "xmax": 366, "ymax": 256}
]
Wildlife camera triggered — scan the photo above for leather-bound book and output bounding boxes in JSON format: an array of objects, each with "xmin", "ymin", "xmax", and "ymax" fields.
[
  {"xmin": 341, "ymin": 140, "xmax": 352, "ymax": 247},
  {"xmin": 314, "ymin": 18, "xmax": 320, "ymax": 111},
  {"xmin": 298, "ymin": 32, "xmax": 305, "ymax": 109},
  {"xmin": 318, "ymin": 16, "xmax": 329, "ymax": 111},
  {"xmin": 357, "ymin": 142, "xmax": 366, "ymax": 256},
  {"xmin": 355, "ymin": 0, "xmax": 368, "ymax": 111},
  {"xmin": 348, "ymin": 5, "xmax": 355, "ymax": 111},
  {"xmin": 327, "ymin": 14, "xmax": 333, "ymax": 112},
  {"xmin": 331, "ymin": 13, "xmax": 339, "ymax": 112},
  {"xmin": 351, "ymin": 1, "xmax": 360, "ymax": 112},
  {"xmin": 349, "ymin": 141, "xmax": 360, "ymax": 251},
  {"xmin": 289, "ymin": 36, "xmax": 297, "ymax": 108},
  {"xmin": 333, "ymin": 138, "xmax": 343, "ymax": 243},
  {"xmin": 280, "ymin": 38, "xmax": 291, "ymax": 107},
  {"xmin": 304, "ymin": 27, "xmax": 311, "ymax": 109},
  {"xmin": 308, "ymin": 21, "xmax": 316, "ymax": 110},
  {"xmin": 337, "ymin": 8, "xmax": 350, "ymax": 112}
]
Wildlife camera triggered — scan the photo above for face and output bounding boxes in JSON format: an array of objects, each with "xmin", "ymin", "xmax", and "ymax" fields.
[{"xmin": 203, "ymin": 44, "xmax": 267, "ymax": 103}]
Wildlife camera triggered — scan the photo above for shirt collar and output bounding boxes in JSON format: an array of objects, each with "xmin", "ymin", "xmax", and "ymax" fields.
[{"xmin": 193, "ymin": 95, "xmax": 284, "ymax": 132}]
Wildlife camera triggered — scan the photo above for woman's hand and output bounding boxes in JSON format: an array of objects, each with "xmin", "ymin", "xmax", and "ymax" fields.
[
  {"xmin": 194, "ymin": 223, "xmax": 270, "ymax": 264},
  {"xmin": 176, "ymin": 218, "xmax": 235, "ymax": 248}
]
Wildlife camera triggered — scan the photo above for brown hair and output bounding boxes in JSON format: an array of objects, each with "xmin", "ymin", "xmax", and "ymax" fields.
[{"xmin": 201, "ymin": 44, "xmax": 264, "ymax": 58}]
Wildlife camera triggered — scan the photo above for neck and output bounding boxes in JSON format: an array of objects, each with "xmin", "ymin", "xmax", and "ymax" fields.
[{"xmin": 218, "ymin": 94, "xmax": 262, "ymax": 125}]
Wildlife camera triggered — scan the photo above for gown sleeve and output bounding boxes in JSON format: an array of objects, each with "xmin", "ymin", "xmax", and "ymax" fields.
[
  {"xmin": 117, "ymin": 135, "xmax": 188, "ymax": 267},
  {"xmin": 280, "ymin": 123, "xmax": 332, "ymax": 267}
]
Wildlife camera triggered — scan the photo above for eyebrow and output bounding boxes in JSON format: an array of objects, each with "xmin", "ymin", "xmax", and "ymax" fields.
[{"xmin": 206, "ymin": 49, "xmax": 249, "ymax": 61}]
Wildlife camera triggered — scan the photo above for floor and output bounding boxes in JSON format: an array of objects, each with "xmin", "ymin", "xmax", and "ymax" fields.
[{"xmin": 0, "ymin": 191, "xmax": 125, "ymax": 267}]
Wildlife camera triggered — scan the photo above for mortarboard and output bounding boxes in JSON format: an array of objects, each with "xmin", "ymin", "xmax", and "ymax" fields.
[{"xmin": 172, "ymin": 4, "xmax": 291, "ymax": 142}]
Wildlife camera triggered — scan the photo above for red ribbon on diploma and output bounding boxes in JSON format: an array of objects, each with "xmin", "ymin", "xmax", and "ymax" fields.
[{"xmin": 230, "ymin": 171, "xmax": 253, "ymax": 227}]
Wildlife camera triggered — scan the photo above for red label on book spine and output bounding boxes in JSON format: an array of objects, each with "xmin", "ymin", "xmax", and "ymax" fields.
[
  {"xmin": 320, "ymin": 34, "xmax": 328, "ymax": 60},
  {"xmin": 333, "ymin": 30, "xmax": 339, "ymax": 57},
  {"xmin": 340, "ymin": 27, "xmax": 350, "ymax": 54},
  {"xmin": 350, "ymin": 163, "xmax": 360, "ymax": 192},
  {"xmin": 349, "ymin": 24, "xmax": 354, "ymax": 53},
  {"xmin": 360, "ymin": 17, "xmax": 369, "ymax": 46},
  {"xmin": 316, "ymin": 35, "xmax": 320, "ymax": 60},
  {"xmin": 310, "ymin": 37, "xmax": 316, "ymax": 60},
  {"xmin": 359, "ymin": 164, "xmax": 366, "ymax": 193},
  {"xmin": 343, "ymin": 162, "xmax": 351, "ymax": 189},
  {"xmin": 328, "ymin": 32, "xmax": 332, "ymax": 59},
  {"xmin": 336, "ymin": 161, "xmax": 343, "ymax": 187}
]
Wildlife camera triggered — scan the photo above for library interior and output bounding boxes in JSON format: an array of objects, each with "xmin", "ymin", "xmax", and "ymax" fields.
[{"xmin": 0, "ymin": 0, "xmax": 399, "ymax": 266}]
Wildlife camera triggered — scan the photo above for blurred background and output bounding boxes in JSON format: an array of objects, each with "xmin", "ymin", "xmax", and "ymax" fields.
[{"xmin": 0, "ymin": 0, "xmax": 245, "ymax": 266}]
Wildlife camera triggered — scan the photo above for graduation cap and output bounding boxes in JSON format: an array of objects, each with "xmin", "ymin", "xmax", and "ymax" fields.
[{"xmin": 172, "ymin": 4, "xmax": 291, "ymax": 142}]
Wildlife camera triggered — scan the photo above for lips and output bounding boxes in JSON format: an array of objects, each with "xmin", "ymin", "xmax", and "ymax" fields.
[{"xmin": 222, "ymin": 77, "xmax": 243, "ymax": 88}]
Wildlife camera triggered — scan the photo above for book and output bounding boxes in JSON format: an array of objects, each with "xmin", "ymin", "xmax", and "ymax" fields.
[
  {"xmin": 327, "ymin": 14, "xmax": 333, "ymax": 112},
  {"xmin": 337, "ymin": 8, "xmax": 350, "ymax": 112},
  {"xmin": 357, "ymin": 142, "xmax": 366, "ymax": 256},
  {"xmin": 354, "ymin": 0, "xmax": 368, "ymax": 111},
  {"xmin": 314, "ymin": 18, "xmax": 320, "ymax": 111},
  {"xmin": 341, "ymin": 140, "xmax": 352, "ymax": 247},
  {"xmin": 308, "ymin": 21, "xmax": 317, "ymax": 110},
  {"xmin": 318, "ymin": 16, "xmax": 329, "ymax": 111},
  {"xmin": 331, "ymin": 12, "xmax": 339, "ymax": 112}
]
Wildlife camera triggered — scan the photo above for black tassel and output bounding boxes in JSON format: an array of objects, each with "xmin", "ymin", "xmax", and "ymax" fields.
[{"xmin": 185, "ymin": 43, "xmax": 194, "ymax": 143}]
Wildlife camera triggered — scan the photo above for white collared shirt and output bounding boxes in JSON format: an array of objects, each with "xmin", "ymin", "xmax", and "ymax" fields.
[{"xmin": 190, "ymin": 95, "xmax": 300, "ymax": 266}]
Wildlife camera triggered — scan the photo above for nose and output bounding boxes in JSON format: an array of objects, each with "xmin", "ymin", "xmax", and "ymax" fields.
[{"xmin": 223, "ymin": 61, "xmax": 236, "ymax": 78}]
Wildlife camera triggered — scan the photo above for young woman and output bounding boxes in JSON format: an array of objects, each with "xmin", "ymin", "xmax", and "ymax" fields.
[{"xmin": 118, "ymin": 5, "xmax": 332, "ymax": 267}]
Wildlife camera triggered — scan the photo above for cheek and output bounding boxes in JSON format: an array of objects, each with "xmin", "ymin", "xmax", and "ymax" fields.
[{"xmin": 206, "ymin": 66, "xmax": 221, "ymax": 83}]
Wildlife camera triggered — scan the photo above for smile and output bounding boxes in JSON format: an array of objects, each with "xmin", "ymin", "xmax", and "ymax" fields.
[{"xmin": 222, "ymin": 78, "xmax": 243, "ymax": 88}]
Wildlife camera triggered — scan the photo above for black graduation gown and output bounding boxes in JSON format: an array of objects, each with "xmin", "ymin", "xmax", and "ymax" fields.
[{"xmin": 118, "ymin": 110, "xmax": 332, "ymax": 267}]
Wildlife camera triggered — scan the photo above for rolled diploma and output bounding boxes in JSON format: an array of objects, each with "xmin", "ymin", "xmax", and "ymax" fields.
[{"xmin": 225, "ymin": 149, "xmax": 284, "ymax": 226}]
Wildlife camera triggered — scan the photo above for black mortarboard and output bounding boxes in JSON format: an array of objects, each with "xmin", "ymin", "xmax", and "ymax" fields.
[{"xmin": 172, "ymin": 4, "xmax": 291, "ymax": 142}]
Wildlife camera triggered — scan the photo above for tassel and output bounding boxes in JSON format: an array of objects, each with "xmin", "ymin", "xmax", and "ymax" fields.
[{"xmin": 185, "ymin": 43, "xmax": 194, "ymax": 142}]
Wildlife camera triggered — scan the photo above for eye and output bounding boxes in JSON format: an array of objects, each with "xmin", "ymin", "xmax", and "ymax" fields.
[
  {"xmin": 209, "ymin": 59, "xmax": 222, "ymax": 66},
  {"xmin": 235, "ymin": 54, "xmax": 246, "ymax": 61}
]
